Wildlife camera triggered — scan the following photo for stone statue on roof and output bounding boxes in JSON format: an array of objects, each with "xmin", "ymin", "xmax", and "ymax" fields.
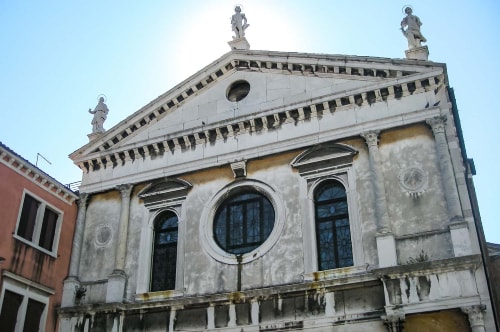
[
  {"xmin": 400, "ymin": 6, "xmax": 427, "ymax": 49},
  {"xmin": 88, "ymin": 97, "xmax": 109, "ymax": 133},
  {"xmin": 231, "ymin": 6, "xmax": 249, "ymax": 39}
]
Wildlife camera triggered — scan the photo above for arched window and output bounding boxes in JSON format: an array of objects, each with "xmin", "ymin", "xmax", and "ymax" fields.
[
  {"xmin": 314, "ymin": 180, "xmax": 353, "ymax": 270},
  {"xmin": 213, "ymin": 190, "xmax": 275, "ymax": 255},
  {"xmin": 151, "ymin": 211, "xmax": 178, "ymax": 292}
]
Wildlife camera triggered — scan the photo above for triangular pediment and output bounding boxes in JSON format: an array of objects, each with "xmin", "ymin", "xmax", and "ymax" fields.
[{"xmin": 70, "ymin": 50, "xmax": 445, "ymax": 172}]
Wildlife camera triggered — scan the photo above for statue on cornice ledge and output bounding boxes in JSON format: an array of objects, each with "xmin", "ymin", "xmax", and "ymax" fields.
[
  {"xmin": 88, "ymin": 96, "xmax": 109, "ymax": 134},
  {"xmin": 231, "ymin": 6, "xmax": 249, "ymax": 40},
  {"xmin": 228, "ymin": 6, "xmax": 250, "ymax": 50}
]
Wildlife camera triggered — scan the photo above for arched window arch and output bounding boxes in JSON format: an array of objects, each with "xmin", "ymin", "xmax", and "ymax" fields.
[
  {"xmin": 151, "ymin": 210, "xmax": 178, "ymax": 292},
  {"xmin": 314, "ymin": 180, "xmax": 353, "ymax": 270}
]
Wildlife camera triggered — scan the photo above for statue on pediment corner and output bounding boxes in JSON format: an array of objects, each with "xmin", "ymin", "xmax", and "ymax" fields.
[
  {"xmin": 88, "ymin": 96, "xmax": 109, "ymax": 133},
  {"xmin": 231, "ymin": 5, "xmax": 249, "ymax": 40},
  {"xmin": 400, "ymin": 6, "xmax": 427, "ymax": 49}
]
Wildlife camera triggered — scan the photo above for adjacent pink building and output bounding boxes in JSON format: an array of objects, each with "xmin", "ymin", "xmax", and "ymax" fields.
[{"xmin": 0, "ymin": 142, "xmax": 79, "ymax": 331}]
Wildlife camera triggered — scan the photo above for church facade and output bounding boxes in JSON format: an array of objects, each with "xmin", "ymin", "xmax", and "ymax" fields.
[{"xmin": 59, "ymin": 35, "xmax": 496, "ymax": 330}]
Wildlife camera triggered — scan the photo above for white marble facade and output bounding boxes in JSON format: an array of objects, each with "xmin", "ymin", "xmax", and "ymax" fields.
[{"xmin": 59, "ymin": 50, "xmax": 495, "ymax": 331}]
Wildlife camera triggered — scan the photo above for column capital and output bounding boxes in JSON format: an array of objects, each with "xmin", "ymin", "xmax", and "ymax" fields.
[
  {"xmin": 361, "ymin": 130, "xmax": 380, "ymax": 147},
  {"xmin": 462, "ymin": 305, "xmax": 486, "ymax": 328},
  {"xmin": 77, "ymin": 192, "xmax": 89, "ymax": 209},
  {"xmin": 426, "ymin": 115, "xmax": 447, "ymax": 135},
  {"xmin": 116, "ymin": 183, "xmax": 133, "ymax": 199},
  {"xmin": 383, "ymin": 309, "xmax": 405, "ymax": 332}
]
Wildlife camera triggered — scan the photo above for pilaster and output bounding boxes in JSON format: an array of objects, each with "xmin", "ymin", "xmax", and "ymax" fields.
[
  {"xmin": 68, "ymin": 193, "xmax": 89, "ymax": 277},
  {"xmin": 106, "ymin": 184, "xmax": 133, "ymax": 303},
  {"xmin": 62, "ymin": 193, "xmax": 88, "ymax": 307},
  {"xmin": 114, "ymin": 184, "xmax": 133, "ymax": 270},
  {"xmin": 106, "ymin": 269, "xmax": 127, "ymax": 303},
  {"xmin": 361, "ymin": 131, "xmax": 397, "ymax": 267},
  {"xmin": 426, "ymin": 116, "xmax": 471, "ymax": 256}
]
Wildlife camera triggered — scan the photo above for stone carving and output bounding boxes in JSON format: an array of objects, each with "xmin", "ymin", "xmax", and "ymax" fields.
[
  {"xmin": 400, "ymin": 6, "xmax": 426, "ymax": 49},
  {"xmin": 231, "ymin": 6, "xmax": 249, "ymax": 39},
  {"xmin": 462, "ymin": 305, "xmax": 486, "ymax": 331},
  {"xmin": 398, "ymin": 166, "xmax": 427, "ymax": 197},
  {"xmin": 88, "ymin": 97, "xmax": 109, "ymax": 133},
  {"xmin": 95, "ymin": 223, "xmax": 113, "ymax": 248}
]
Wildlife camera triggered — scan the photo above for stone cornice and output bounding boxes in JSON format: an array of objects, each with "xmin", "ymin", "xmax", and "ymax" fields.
[
  {"xmin": 58, "ymin": 268, "xmax": 380, "ymax": 313},
  {"xmin": 0, "ymin": 143, "xmax": 78, "ymax": 205},
  {"xmin": 78, "ymin": 106, "xmax": 441, "ymax": 193},
  {"xmin": 73, "ymin": 69, "xmax": 444, "ymax": 174},
  {"xmin": 371, "ymin": 254, "xmax": 482, "ymax": 278},
  {"xmin": 70, "ymin": 50, "xmax": 445, "ymax": 161}
]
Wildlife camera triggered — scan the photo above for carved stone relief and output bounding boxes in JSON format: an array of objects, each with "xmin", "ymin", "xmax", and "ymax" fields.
[
  {"xmin": 94, "ymin": 223, "xmax": 113, "ymax": 248},
  {"xmin": 398, "ymin": 166, "xmax": 427, "ymax": 197}
]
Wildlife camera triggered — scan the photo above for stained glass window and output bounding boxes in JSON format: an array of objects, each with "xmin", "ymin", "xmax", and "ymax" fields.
[
  {"xmin": 214, "ymin": 190, "xmax": 275, "ymax": 255},
  {"xmin": 151, "ymin": 211, "xmax": 178, "ymax": 292},
  {"xmin": 314, "ymin": 180, "xmax": 353, "ymax": 270}
]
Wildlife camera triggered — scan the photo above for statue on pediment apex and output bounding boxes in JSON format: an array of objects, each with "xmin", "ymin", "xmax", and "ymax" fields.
[{"xmin": 231, "ymin": 5, "xmax": 249, "ymax": 40}]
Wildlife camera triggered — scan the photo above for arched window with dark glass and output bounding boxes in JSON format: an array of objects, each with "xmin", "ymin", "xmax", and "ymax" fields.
[
  {"xmin": 151, "ymin": 211, "xmax": 178, "ymax": 292},
  {"xmin": 214, "ymin": 190, "xmax": 275, "ymax": 255},
  {"xmin": 314, "ymin": 180, "xmax": 353, "ymax": 270}
]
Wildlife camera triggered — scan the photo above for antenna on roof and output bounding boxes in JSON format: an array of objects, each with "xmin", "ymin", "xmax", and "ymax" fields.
[{"xmin": 36, "ymin": 153, "xmax": 52, "ymax": 167}]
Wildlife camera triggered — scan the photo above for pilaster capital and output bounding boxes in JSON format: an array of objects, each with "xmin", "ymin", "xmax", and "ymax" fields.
[
  {"xmin": 116, "ymin": 183, "xmax": 133, "ymax": 199},
  {"xmin": 361, "ymin": 130, "xmax": 380, "ymax": 147},
  {"xmin": 462, "ymin": 305, "xmax": 486, "ymax": 327},
  {"xmin": 426, "ymin": 116, "xmax": 447, "ymax": 135},
  {"xmin": 77, "ymin": 193, "xmax": 89, "ymax": 209},
  {"xmin": 382, "ymin": 309, "xmax": 405, "ymax": 332}
]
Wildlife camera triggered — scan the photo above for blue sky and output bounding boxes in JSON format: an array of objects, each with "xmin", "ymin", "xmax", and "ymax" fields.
[{"xmin": 1, "ymin": 1, "xmax": 499, "ymax": 243}]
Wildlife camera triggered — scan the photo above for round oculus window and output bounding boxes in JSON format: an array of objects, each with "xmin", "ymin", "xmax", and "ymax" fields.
[
  {"xmin": 226, "ymin": 80, "xmax": 250, "ymax": 102},
  {"xmin": 213, "ymin": 190, "xmax": 275, "ymax": 255}
]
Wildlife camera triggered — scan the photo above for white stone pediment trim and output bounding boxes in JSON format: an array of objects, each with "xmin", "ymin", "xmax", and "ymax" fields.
[
  {"xmin": 70, "ymin": 50, "xmax": 444, "ymax": 163},
  {"xmin": 72, "ymin": 69, "xmax": 444, "ymax": 175}
]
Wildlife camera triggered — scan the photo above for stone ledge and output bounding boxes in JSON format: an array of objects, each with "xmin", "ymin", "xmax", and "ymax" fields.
[{"xmin": 371, "ymin": 254, "xmax": 481, "ymax": 277}]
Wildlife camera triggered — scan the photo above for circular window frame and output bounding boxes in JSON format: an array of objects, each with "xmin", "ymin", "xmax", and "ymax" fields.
[
  {"xmin": 226, "ymin": 80, "xmax": 250, "ymax": 102},
  {"xmin": 200, "ymin": 180, "xmax": 285, "ymax": 265}
]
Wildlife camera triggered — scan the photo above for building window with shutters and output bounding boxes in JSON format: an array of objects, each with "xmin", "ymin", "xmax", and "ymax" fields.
[
  {"xmin": 0, "ymin": 272, "xmax": 53, "ymax": 332},
  {"xmin": 14, "ymin": 190, "xmax": 63, "ymax": 256},
  {"xmin": 150, "ymin": 210, "xmax": 179, "ymax": 292}
]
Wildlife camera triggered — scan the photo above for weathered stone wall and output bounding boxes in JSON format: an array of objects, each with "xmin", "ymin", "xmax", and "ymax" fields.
[{"xmin": 75, "ymin": 122, "xmax": 458, "ymax": 303}]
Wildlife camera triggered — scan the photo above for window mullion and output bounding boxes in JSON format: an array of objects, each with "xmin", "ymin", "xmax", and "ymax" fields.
[
  {"xmin": 33, "ymin": 203, "xmax": 45, "ymax": 246},
  {"xmin": 242, "ymin": 202, "xmax": 248, "ymax": 247},
  {"xmin": 332, "ymin": 218, "xmax": 339, "ymax": 268},
  {"xmin": 259, "ymin": 197, "xmax": 264, "ymax": 243},
  {"xmin": 14, "ymin": 294, "xmax": 29, "ymax": 332}
]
